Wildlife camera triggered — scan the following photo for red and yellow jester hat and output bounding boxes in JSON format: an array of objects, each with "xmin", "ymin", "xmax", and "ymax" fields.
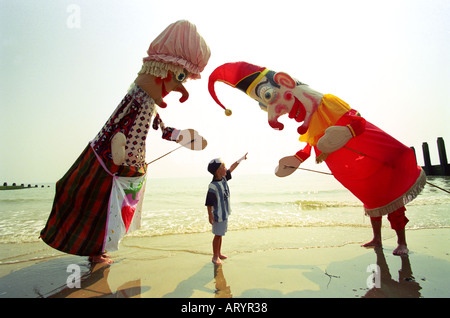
[{"xmin": 208, "ymin": 62, "xmax": 269, "ymax": 116}]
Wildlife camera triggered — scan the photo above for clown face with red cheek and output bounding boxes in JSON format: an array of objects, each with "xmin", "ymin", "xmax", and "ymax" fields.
[
  {"xmin": 208, "ymin": 61, "xmax": 426, "ymax": 256},
  {"xmin": 208, "ymin": 62, "xmax": 362, "ymax": 170},
  {"xmin": 208, "ymin": 62, "xmax": 323, "ymax": 135},
  {"xmin": 248, "ymin": 70, "xmax": 323, "ymax": 135}
]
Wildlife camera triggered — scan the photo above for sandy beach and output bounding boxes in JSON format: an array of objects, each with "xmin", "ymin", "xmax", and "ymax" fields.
[{"xmin": 0, "ymin": 226, "xmax": 448, "ymax": 300}]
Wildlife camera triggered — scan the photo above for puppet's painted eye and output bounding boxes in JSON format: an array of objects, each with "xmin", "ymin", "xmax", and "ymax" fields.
[
  {"xmin": 175, "ymin": 70, "xmax": 189, "ymax": 83},
  {"xmin": 176, "ymin": 72, "xmax": 186, "ymax": 82},
  {"xmin": 260, "ymin": 87, "xmax": 274, "ymax": 102}
]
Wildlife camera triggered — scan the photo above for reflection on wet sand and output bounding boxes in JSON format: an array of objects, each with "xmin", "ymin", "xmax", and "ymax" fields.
[
  {"xmin": 214, "ymin": 264, "xmax": 231, "ymax": 298},
  {"xmin": 50, "ymin": 262, "xmax": 149, "ymax": 298},
  {"xmin": 364, "ymin": 247, "xmax": 421, "ymax": 298}
]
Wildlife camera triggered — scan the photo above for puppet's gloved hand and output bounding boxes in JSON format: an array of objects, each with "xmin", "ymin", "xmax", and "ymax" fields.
[
  {"xmin": 176, "ymin": 129, "xmax": 208, "ymax": 151},
  {"xmin": 317, "ymin": 126, "xmax": 353, "ymax": 154},
  {"xmin": 275, "ymin": 156, "xmax": 301, "ymax": 177},
  {"xmin": 315, "ymin": 152, "xmax": 330, "ymax": 164}
]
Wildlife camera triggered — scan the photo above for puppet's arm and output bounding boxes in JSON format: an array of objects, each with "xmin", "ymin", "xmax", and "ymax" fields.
[
  {"xmin": 317, "ymin": 112, "xmax": 366, "ymax": 154},
  {"xmin": 275, "ymin": 144, "xmax": 312, "ymax": 177},
  {"xmin": 153, "ymin": 113, "xmax": 207, "ymax": 150},
  {"xmin": 153, "ymin": 113, "xmax": 179, "ymax": 141},
  {"xmin": 161, "ymin": 126, "xmax": 181, "ymax": 142}
]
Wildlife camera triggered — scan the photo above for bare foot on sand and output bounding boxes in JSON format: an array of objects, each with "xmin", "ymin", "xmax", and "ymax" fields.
[
  {"xmin": 212, "ymin": 256, "xmax": 222, "ymax": 265},
  {"xmin": 393, "ymin": 244, "xmax": 409, "ymax": 256},
  {"xmin": 362, "ymin": 239, "xmax": 382, "ymax": 248},
  {"xmin": 219, "ymin": 254, "xmax": 228, "ymax": 260}
]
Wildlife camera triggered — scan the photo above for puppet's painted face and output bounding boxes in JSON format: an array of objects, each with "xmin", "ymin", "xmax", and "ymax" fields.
[
  {"xmin": 248, "ymin": 71, "xmax": 321, "ymax": 135},
  {"xmin": 156, "ymin": 69, "xmax": 190, "ymax": 108},
  {"xmin": 169, "ymin": 69, "xmax": 190, "ymax": 103}
]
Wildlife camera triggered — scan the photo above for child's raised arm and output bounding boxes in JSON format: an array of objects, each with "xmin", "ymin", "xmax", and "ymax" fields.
[{"xmin": 229, "ymin": 153, "xmax": 248, "ymax": 173}]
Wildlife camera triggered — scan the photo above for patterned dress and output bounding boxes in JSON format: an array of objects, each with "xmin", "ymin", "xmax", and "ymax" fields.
[{"xmin": 41, "ymin": 84, "xmax": 177, "ymax": 256}]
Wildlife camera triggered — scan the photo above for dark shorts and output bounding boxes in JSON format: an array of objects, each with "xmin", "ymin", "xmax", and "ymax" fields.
[{"xmin": 212, "ymin": 219, "xmax": 228, "ymax": 236}]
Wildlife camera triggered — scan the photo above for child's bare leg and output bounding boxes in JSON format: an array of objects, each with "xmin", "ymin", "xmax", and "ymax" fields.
[
  {"xmin": 362, "ymin": 217, "xmax": 382, "ymax": 248},
  {"xmin": 212, "ymin": 235, "xmax": 222, "ymax": 264},
  {"xmin": 217, "ymin": 235, "xmax": 227, "ymax": 259},
  {"xmin": 393, "ymin": 228, "xmax": 409, "ymax": 255}
]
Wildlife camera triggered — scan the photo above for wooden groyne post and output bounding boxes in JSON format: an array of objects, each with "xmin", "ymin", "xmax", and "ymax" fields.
[
  {"xmin": 412, "ymin": 137, "xmax": 449, "ymax": 176},
  {"xmin": 0, "ymin": 182, "xmax": 51, "ymax": 190}
]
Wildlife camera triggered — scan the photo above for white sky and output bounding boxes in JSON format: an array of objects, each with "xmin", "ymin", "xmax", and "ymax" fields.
[{"xmin": 1, "ymin": 0, "xmax": 449, "ymax": 183}]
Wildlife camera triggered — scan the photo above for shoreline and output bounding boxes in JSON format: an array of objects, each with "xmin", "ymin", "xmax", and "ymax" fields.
[{"xmin": 0, "ymin": 227, "xmax": 449, "ymax": 298}]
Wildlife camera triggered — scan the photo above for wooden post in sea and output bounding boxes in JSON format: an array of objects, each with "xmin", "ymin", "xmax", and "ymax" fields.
[
  {"xmin": 437, "ymin": 137, "xmax": 449, "ymax": 176},
  {"xmin": 411, "ymin": 137, "xmax": 449, "ymax": 176},
  {"xmin": 422, "ymin": 142, "xmax": 432, "ymax": 175}
]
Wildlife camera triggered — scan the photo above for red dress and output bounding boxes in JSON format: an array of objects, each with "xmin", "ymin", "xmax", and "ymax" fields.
[{"xmin": 296, "ymin": 95, "xmax": 426, "ymax": 221}]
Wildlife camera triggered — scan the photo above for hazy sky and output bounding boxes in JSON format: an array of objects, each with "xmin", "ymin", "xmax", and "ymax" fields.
[{"xmin": 1, "ymin": 0, "xmax": 449, "ymax": 183}]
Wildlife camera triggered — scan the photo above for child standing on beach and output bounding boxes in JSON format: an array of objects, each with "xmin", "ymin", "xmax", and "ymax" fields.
[{"xmin": 205, "ymin": 153, "xmax": 247, "ymax": 264}]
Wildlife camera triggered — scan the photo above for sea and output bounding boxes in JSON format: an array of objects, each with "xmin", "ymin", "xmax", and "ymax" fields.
[{"xmin": 1, "ymin": 173, "xmax": 449, "ymax": 245}]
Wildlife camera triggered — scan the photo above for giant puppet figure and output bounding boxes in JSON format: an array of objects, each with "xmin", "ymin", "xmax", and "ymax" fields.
[
  {"xmin": 208, "ymin": 62, "xmax": 426, "ymax": 255},
  {"xmin": 41, "ymin": 21, "xmax": 210, "ymax": 263}
]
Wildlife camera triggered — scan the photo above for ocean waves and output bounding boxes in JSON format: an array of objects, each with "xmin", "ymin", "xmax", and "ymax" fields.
[
  {"xmin": 239, "ymin": 199, "xmax": 362, "ymax": 210},
  {"xmin": 0, "ymin": 175, "xmax": 449, "ymax": 243},
  {"xmin": 129, "ymin": 196, "xmax": 450, "ymax": 239}
]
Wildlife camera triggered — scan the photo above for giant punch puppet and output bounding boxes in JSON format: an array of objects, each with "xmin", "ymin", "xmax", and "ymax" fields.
[
  {"xmin": 41, "ymin": 20, "xmax": 210, "ymax": 263},
  {"xmin": 208, "ymin": 62, "xmax": 426, "ymax": 255}
]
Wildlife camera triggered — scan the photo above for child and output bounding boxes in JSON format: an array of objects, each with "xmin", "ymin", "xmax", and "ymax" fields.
[{"xmin": 205, "ymin": 153, "xmax": 247, "ymax": 264}]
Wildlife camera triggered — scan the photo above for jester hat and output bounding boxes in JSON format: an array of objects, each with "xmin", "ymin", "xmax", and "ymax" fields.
[{"xmin": 208, "ymin": 62, "xmax": 269, "ymax": 116}]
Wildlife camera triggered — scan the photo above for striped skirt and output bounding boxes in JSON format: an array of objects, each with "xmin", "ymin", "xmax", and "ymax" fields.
[{"xmin": 40, "ymin": 144, "xmax": 146, "ymax": 256}]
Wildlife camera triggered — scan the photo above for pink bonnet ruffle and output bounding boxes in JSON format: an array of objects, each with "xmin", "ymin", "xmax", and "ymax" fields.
[{"xmin": 140, "ymin": 20, "xmax": 211, "ymax": 80}]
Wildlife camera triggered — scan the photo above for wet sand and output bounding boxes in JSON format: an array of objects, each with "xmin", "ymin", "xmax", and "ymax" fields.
[{"xmin": 0, "ymin": 227, "xmax": 449, "ymax": 299}]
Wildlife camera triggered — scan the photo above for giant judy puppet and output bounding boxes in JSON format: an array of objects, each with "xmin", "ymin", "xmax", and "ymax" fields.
[
  {"xmin": 41, "ymin": 20, "xmax": 210, "ymax": 263},
  {"xmin": 208, "ymin": 62, "xmax": 426, "ymax": 255}
]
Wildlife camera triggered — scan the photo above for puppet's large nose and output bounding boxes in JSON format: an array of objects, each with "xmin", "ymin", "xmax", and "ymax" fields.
[
  {"xmin": 174, "ymin": 85, "xmax": 189, "ymax": 103},
  {"xmin": 268, "ymin": 117, "xmax": 284, "ymax": 131}
]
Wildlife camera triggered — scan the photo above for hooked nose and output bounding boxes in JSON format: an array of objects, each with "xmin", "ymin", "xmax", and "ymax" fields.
[
  {"xmin": 268, "ymin": 116, "xmax": 285, "ymax": 131},
  {"xmin": 174, "ymin": 85, "xmax": 189, "ymax": 103}
]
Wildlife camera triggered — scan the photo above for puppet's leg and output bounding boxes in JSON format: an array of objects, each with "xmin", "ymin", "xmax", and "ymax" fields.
[
  {"xmin": 387, "ymin": 207, "xmax": 409, "ymax": 255},
  {"xmin": 362, "ymin": 217, "xmax": 382, "ymax": 248}
]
